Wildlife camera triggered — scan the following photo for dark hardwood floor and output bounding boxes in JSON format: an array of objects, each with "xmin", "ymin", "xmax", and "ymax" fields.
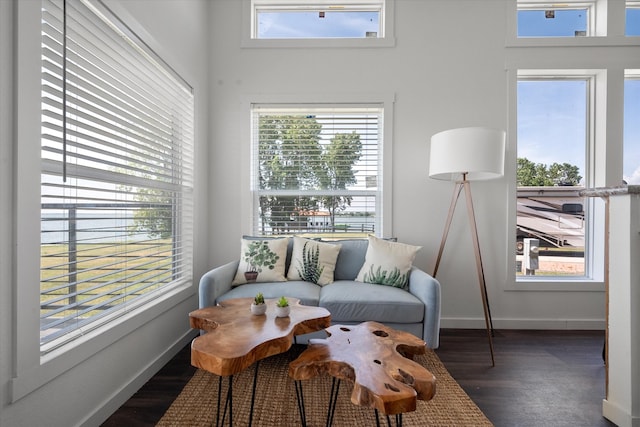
[
  {"xmin": 101, "ymin": 329, "xmax": 613, "ymax": 426},
  {"xmin": 436, "ymin": 329, "xmax": 613, "ymax": 427}
]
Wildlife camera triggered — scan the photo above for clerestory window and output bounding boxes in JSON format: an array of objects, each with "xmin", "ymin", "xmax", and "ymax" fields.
[
  {"xmin": 517, "ymin": 1, "xmax": 597, "ymax": 37},
  {"xmin": 243, "ymin": 0, "xmax": 394, "ymax": 47},
  {"xmin": 250, "ymin": 105, "xmax": 384, "ymax": 238},
  {"xmin": 252, "ymin": 0, "xmax": 384, "ymax": 39},
  {"xmin": 40, "ymin": 0, "xmax": 194, "ymax": 354}
]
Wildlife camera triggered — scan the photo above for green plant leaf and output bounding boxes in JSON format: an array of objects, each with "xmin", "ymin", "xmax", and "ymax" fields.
[
  {"xmin": 296, "ymin": 242, "xmax": 324, "ymax": 284},
  {"xmin": 363, "ymin": 265, "xmax": 408, "ymax": 289}
]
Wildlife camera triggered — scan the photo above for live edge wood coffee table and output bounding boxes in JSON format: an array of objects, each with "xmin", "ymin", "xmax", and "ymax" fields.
[
  {"xmin": 289, "ymin": 321, "xmax": 437, "ymax": 427},
  {"xmin": 189, "ymin": 297, "xmax": 330, "ymax": 427}
]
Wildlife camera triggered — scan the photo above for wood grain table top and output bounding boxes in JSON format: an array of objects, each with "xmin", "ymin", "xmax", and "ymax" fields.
[
  {"xmin": 288, "ymin": 321, "xmax": 436, "ymax": 415},
  {"xmin": 190, "ymin": 297, "xmax": 331, "ymax": 376}
]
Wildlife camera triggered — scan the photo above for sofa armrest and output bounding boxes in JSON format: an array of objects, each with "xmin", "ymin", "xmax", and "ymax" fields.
[
  {"xmin": 408, "ymin": 267, "xmax": 442, "ymax": 349},
  {"xmin": 198, "ymin": 260, "xmax": 239, "ymax": 309}
]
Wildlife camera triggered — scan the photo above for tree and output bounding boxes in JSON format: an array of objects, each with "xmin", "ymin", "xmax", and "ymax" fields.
[
  {"xmin": 130, "ymin": 189, "xmax": 173, "ymax": 239},
  {"xmin": 517, "ymin": 158, "xmax": 550, "ymax": 186},
  {"xmin": 258, "ymin": 115, "xmax": 324, "ymax": 233},
  {"xmin": 548, "ymin": 162, "xmax": 582, "ymax": 186},
  {"xmin": 257, "ymin": 115, "xmax": 363, "ymax": 234},
  {"xmin": 319, "ymin": 131, "xmax": 362, "ymax": 228},
  {"xmin": 120, "ymin": 171, "xmax": 173, "ymax": 240},
  {"xmin": 517, "ymin": 157, "xmax": 582, "ymax": 186}
]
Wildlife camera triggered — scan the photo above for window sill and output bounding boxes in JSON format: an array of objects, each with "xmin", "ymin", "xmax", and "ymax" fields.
[
  {"xmin": 507, "ymin": 278, "xmax": 605, "ymax": 292},
  {"xmin": 240, "ymin": 36, "xmax": 396, "ymax": 49},
  {"xmin": 506, "ymin": 35, "xmax": 640, "ymax": 48},
  {"xmin": 11, "ymin": 282, "xmax": 195, "ymax": 402}
]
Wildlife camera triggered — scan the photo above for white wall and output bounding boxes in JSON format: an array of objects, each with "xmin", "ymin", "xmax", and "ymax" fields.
[
  {"xmin": 0, "ymin": 1, "xmax": 209, "ymax": 426},
  {"xmin": 2, "ymin": 0, "xmax": 637, "ymax": 425},
  {"xmin": 207, "ymin": 0, "xmax": 619, "ymax": 331}
]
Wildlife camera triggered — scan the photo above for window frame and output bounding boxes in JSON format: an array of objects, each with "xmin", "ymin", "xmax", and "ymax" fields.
[
  {"xmin": 516, "ymin": 75, "xmax": 591, "ymax": 280},
  {"xmin": 506, "ymin": 69, "xmax": 606, "ymax": 292},
  {"xmin": 38, "ymin": 0, "xmax": 195, "ymax": 355},
  {"xmin": 517, "ymin": 1, "xmax": 597, "ymax": 38},
  {"xmin": 250, "ymin": 105, "xmax": 382, "ymax": 237},
  {"xmin": 12, "ymin": 0, "xmax": 195, "ymax": 401},
  {"xmin": 507, "ymin": 0, "xmax": 640, "ymax": 46},
  {"xmin": 240, "ymin": 93, "xmax": 394, "ymax": 239},
  {"xmin": 241, "ymin": 0, "xmax": 396, "ymax": 48},
  {"xmin": 624, "ymin": 69, "xmax": 640, "ymax": 181}
]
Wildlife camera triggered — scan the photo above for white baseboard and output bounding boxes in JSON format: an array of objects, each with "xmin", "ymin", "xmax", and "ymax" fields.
[
  {"xmin": 440, "ymin": 317, "xmax": 606, "ymax": 330},
  {"xmin": 81, "ymin": 329, "xmax": 197, "ymax": 427},
  {"xmin": 603, "ymin": 398, "xmax": 640, "ymax": 427}
]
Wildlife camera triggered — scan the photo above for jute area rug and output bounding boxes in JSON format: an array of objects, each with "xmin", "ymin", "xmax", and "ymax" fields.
[{"xmin": 157, "ymin": 346, "xmax": 493, "ymax": 426}]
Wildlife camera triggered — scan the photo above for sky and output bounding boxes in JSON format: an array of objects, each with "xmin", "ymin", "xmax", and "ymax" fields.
[
  {"xmin": 258, "ymin": 6, "xmax": 640, "ymax": 184},
  {"xmin": 257, "ymin": 11, "xmax": 379, "ymax": 39},
  {"xmin": 517, "ymin": 80, "xmax": 587, "ymax": 180}
]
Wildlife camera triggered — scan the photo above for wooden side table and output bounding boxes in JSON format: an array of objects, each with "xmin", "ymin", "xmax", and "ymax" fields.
[
  {"xmin": 190, "ymin": 297, "xmax": 330, "ymax": 427},
  {"xmin": 289, "ymin": 321, "xmax": 436, "ymax": 427}
]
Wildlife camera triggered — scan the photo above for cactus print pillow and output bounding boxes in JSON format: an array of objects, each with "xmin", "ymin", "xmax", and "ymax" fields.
[
  {"xmin": 355, "ymin": 235, "xmax": 421, "ymax": 289},
  {"xmin": 287, "ymin": 237, "xmax": 342, "ymax": 286}
]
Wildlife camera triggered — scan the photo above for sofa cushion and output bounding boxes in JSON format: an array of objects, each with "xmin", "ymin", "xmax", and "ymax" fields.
[
  {"xmin": 356, "ymin": 236, "xmax": 421, "ymax": 289},
  {"xmin": 321, "ymin": 239, "xmax": 369, "ymax": 281},
  {"xmin": 232, "ymin": 237, "xmax": 290, "ymax": 285},
  {"xmin": 319, "ymin": 281, "xmax": 424, "ymax": 324},
  {"xmin": 287, "ymin": 237, "xmax": 342, "ymax": 285},
  {"xmin": 218, "ymin": 281, "xmax": 322, "ymax": 307}
]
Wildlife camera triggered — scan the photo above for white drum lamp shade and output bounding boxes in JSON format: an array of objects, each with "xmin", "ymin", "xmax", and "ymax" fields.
[{"xmin": 429, "ymin": 127, "xmax": 506, "ymax": 181}]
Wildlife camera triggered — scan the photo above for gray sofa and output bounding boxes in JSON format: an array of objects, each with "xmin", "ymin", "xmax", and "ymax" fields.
[{"xmin": 198, "ymin": 238, "xmax": 441, "ymax": 348}]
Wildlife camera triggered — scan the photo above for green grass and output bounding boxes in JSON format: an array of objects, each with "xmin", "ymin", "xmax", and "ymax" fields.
[{"xmin": 40, "ymin": 241, "xmax": 173, "ymax": 323}]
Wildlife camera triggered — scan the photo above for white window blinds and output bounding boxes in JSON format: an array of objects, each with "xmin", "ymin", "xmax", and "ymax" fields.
[
  {"xmin": 251, "ymin": 105, "xmax": 382, "ymax": 236},
  {"xmin": 40, "ymin": 0, "xmax": 194, "ymax": 352}
]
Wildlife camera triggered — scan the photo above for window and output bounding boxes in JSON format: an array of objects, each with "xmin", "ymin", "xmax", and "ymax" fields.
[
  {"xmin": 250, "ymin": 105, "xmax": 382, "ymax": 237},
  {"xmin": 624, "ymin": 71, "xmax": 640, "ymax": 182},
  {"xmin": 243, "ymin": 0, "xmax": 395, "ymax": 47},
  {"xmin": 40, "ymin": 0, "xmax": 194, "ymax": 353},
  {"xmin": 516, "ymin": 75, "xmax": 590, "ymax": 278},
  {"xmin": 252, "ymin": 0, "xmax": 384, "ymax": 39},
  {"xmin": 628, "ymin": 1, "xmax": 640, "ymax": 36},
  {"xmin": 517, "ymin": 1, "xmax": 595, "ymax": 37}
]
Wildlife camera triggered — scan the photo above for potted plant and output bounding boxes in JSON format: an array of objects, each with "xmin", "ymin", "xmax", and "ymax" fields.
[
  {"xmin": 243, "ymin": 240, "xmax": 280, "ymax": 282},
  {"xmin": 275, "ymin": 296, "xmax": 290, "ymax": 317},
  {"xmin": 250, "ymin": 292, "xmax": 267, "ymax": 315}
]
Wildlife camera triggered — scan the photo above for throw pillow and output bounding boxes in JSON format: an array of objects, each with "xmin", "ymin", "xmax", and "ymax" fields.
[
  {"xmin": 287, "ymin": 237, "xmax": 342, "ymax": 285},
  {"xmin": 232, "ymin": 237, "xmax": 290, "ymax": 285},
  {"xmin": 355, "ymin": 235, "xmax": 422, "ymax": 289},
  {"xmin": 242, "ymin": 234, "xmax": 294, "ymax": 275}
]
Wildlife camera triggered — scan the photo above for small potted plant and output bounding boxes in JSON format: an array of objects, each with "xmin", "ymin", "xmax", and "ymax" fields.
[
  {"xmin": 274, "ymin": 296, "xmax": 290, "ymax": 318},
  {"xmin": 250, "ymin": 292, "xmax": 267, "ymax": 315}
]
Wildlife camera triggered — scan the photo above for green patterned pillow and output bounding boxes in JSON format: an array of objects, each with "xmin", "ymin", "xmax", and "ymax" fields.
[
  {"xmin": 232, "ymin": 237, "xmax": 289, "ymax": 285},
  {"xmin": 355, "ymin": 235, "xmax": 421, "ymax": 289},
  {"xmin": 287, "ymin": 237, "xmax": 342, "ymax": 285}
]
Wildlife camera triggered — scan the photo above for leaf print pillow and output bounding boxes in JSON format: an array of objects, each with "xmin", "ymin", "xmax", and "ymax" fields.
[
  {"xmin": 232, "ymin": 237, "xmax": 289, "ymax": 285},
  {"xmin": 355, "ymin": 235, "xmax": 421, "ymax": 289},
  {"xmin": 287, "ymin": 237, "xmax": 341, "ymax": 285}
]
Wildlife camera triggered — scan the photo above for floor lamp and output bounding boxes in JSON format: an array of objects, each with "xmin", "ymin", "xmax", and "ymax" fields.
[{"xmin": 429, "ymin": 127, "xmax": 506, "ymax": 367}]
